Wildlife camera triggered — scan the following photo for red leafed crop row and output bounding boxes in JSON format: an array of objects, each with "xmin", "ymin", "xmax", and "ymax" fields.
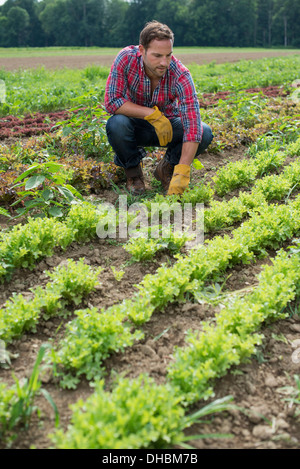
[
  {"xmin": 244, "ymin": 85, "xmax": 289, "ymax": 97},
  {"xmin": 0, "ymin": 86, "xmax": 289, "ymax": 140},
  {"xmin": 198, "ymin": 85, "xmax": 289, "ymax": 108},
  {"xmin": 0, "ymin": 110, "xmax": 71, "ymax": 140}
]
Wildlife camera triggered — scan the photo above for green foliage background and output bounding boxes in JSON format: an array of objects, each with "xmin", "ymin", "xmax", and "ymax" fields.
[{"xmin": 0, "ymin": 0, "xmax": 299, "ymax": 48}]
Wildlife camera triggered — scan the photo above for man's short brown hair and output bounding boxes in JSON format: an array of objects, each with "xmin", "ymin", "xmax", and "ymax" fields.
[{"xmin": 139, "ymin": 21, "xmax": 174, "ymax": 49}]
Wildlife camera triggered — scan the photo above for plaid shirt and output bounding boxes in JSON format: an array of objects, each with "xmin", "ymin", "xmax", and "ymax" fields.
[{"xmin": 105, "ymin": 45, "xmax": 203, "ymax": 143}]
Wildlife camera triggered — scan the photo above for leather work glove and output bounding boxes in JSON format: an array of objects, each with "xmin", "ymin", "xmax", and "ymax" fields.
[
  {"xmin": 144, "ymin": 106, "xmax": 173, "ymax": 146},
  {"xmin": 167, "ymin": 164, "xmax": 191, "ymax": 195}
]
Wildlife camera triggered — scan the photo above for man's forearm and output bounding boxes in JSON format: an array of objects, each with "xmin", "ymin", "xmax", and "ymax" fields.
[
  {"xmin": 115, "ymin": 101, "xmax": 153, "ymax": 119},
  {"xmin": 178, "ymin": 141, "xmax": 199, "ymax": 166}
]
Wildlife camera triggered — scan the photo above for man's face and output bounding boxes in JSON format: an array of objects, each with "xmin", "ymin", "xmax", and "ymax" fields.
[{"xmin": 139, "ymin": 39, "xmax": 173, "ymax": 80}]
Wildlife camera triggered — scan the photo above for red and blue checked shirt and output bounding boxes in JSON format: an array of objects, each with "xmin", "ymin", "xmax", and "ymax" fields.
[{"xmin": 104, "ymin": 45, "xmax": 203, "ymax": 143}]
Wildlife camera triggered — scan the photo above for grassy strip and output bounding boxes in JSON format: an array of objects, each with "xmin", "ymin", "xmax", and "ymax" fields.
[
  {"xmin": 190, "ymin": 55, "xmax": 300, "ymax": 93},
  {"xmin": 0, "ymin": 46, "xmax": 294, "ymax": 58},
  {"xmin": 0, "ymin": 138, "xmax": 298, "ymax": 280}
]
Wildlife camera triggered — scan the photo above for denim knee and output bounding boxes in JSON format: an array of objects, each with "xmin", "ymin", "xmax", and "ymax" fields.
[
  {"xmin": 197, "ymin": 123, "xmax": 214, "ymax": 154},
  {"xmin": 106, "ymin": 115, "xmax": 148, "ymax": 169},
  {"xmin": 106, "ymin": 115, "xmax": 133, "ymax": 147}
]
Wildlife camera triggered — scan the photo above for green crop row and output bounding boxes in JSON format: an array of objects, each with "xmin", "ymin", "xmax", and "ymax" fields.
[
  {"xmin": 50, "ymin": 372, "xmax": 235, "ymax": 449},
  {"xmin": 0, "ymin": 216, "xmax": 73, "ymax": 281},
  {"xmin": 0, "ymin": 202, "xmax": 110, "ymax": 282},
  {"xmin": 123, "ymin": 151, "xmax": 300, "ymax": 262},
  {"xmin": 0, "ymin": 184, "xmax": 213, "ymax": 283},
  {"xmin": 212, "ymin": 137, "xmax": 300, "ymax": 196},
  {"xmin": 123, "ymin": 228, "xmax": 195, "ymax": 262},
  {"xmin": 1, "ymin": 134, "xmax": 298, "ymax": 281},
  {"xmin": 0, "ymin": 344, "xmax": 59, "ymax": 442},
  {"xmin": 49, "ymin": 305, "xmax": 144, "ymax": 388},
  {"xmin": 190, "ymin": 55, "xmax": 300, "ymax": 93},
  {"xmin": 131, "ymin": 196, "xmax": 300, "ymax": 322},
  {"xmin": 47, "ymin": 194, "xmax": 300, "ymax": 389},
  {"xmin": 168, "ymin": 246, "xmax": 300, "ymax": 403},
  {"xmin": 2, "ymin": 211, "xmax": 298, "ymax": 445},
  {"xmin": 1, "ymin": 136, "xmax": 299, "ymax": 283},
  {"xmin": 2, "ymin": 150, "xmax": 299, "ymax": 372},
  {"xmin": 50, "ymin": 240, "xmax": 300, "ymax": 449},
  {"xmin": 204, "ymin": 155, "xmax": 300, "ymax": 232},
  {"xmin": 122, "ymin": 139, "xmax": 300, "ymax": 263},
  {"xmin": 50, "ymin": 373, "xmax": 186, "ymax": 449},
  {"xmin": 0, "ymin": 259, "xmax": 102, "ymax": 343}
]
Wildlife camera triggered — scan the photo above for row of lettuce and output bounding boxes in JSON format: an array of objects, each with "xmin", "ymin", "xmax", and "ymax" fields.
[
  {"xmin": 2, "ymin": 192, "xmax": 300, "ymax": 447},
  {"xmin": 51, "ymin": 243, "xmax": 300, "ymax": 449},
  {"xmin": 1, "ymin": 140, "xmax": 300, "ymax": 343},
  {"xmin": 124, "ymin": 137, "xmax": 300, "ymax": 261},
  {"xmin": 1, "ymin": 122, "xmax": 300, "ymax": 447},
  {"xmin": 1, "ymin": 144, "xmax": 300, "ymax": 445},
  {"xmin": 0, "ymin": 136, "xmax": 299, "ymax": 279}
]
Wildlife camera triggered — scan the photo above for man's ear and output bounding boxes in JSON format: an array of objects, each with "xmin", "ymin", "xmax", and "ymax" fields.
[{"xmin": 139, "ymin": 44, "xmax": 145, "ymax": 55}]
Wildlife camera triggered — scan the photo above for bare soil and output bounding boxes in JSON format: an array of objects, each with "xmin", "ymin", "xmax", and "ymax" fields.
[{"xmin": 1, "ymin": 50, "xmax": 299, "ymax": 71}]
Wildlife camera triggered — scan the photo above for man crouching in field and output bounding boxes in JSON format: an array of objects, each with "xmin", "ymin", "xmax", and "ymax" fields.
[{"xmin": 104, "ymin": 20, "xmax": 213, "ymax": 196}]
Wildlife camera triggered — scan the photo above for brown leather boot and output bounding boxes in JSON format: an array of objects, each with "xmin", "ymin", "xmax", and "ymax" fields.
[
  {"xmin": 153, "ymin": 157, "xmax": 174, "ymax": 192},
  {"xmin": 124, "ymin": 164, "xmax": 145, "ymax": 195}
]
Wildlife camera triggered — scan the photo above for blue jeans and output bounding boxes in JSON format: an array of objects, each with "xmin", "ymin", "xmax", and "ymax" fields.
[{"xmin": 106, "ymin": 115, "xmax": 214, "ymax": 169}]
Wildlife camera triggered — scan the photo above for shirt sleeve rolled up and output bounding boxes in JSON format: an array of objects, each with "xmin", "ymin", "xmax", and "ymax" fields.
[{"xmin": 176, "ymin": 71, "xmax": 203, "ymax": 143}]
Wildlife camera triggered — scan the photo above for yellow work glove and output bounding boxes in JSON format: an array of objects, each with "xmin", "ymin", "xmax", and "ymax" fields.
[
  {"xmin": 167, "ymin": 164, "xmax": 191, "ymax": 195},
  {"xmin": 144, "ymin": 106, "xmax": 173, "ymax": 147}
]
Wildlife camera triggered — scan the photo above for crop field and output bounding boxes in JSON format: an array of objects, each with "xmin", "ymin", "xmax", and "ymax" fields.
[{"xmin": 0, "ymin": 50, "xmax": 300, "ymax": 450}]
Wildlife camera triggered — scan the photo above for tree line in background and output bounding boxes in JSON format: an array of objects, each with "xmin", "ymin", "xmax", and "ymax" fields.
[{"xmin": 0, "ymin": 0, "xmax": 299, "ymax": 49}]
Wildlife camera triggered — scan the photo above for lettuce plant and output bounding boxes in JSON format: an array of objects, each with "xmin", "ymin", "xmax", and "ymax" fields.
[
  {"xmin": 168, "ymin": 246, "xmax": 300, "ymax": 404},
  {"xmin": 0, "ymin": 259, "xmax": 102, "ymax": 342},
  {"xmin": 50, "ymin": 374, "xmax": 186, "ymax": 449}
]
